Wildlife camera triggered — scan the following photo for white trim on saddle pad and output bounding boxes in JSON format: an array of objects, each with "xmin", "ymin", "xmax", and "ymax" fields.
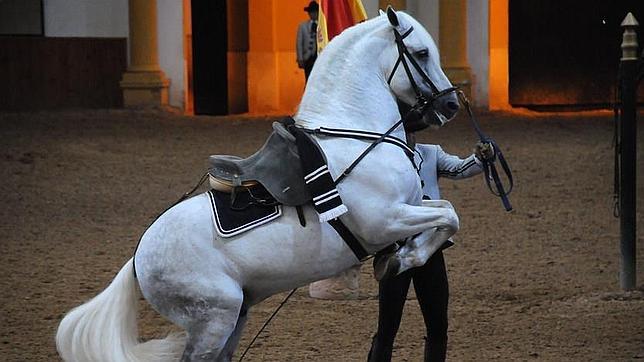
[{"xmin": 207, "ymin": 190, "xmax": 283, "ymax": 238}]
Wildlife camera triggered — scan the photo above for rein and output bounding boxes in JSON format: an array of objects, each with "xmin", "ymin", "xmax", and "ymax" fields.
[
  {"xmin": 300, "ymin": 25, "xmax": 514, "ymax": 210},
  {"xmin": 458, "ymin": 91, "xmax": 514, "ymax": 211},
  {"xmin": 301, "ymin": 119, "xmax": 413, "ymax": 185},
  {"xmin": 334, "ymin": 119, "xmax": 405, "ymax": 184}
]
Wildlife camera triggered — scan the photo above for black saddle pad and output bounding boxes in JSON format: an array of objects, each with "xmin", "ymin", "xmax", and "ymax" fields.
[{"xmin": 207, "ymin": 189, "xmax": 282, "ymax": 238}]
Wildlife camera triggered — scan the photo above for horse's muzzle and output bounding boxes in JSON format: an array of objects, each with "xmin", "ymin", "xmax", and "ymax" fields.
[
  {"xmin": 434, "ymin": 91, "xmax": 460, "ymax": 121},
  {"xmin": 402, "ymin": 90, "xmax": 460, "ymax": 132}
]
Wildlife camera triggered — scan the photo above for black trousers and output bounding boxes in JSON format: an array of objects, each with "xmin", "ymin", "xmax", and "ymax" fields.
[
  {"xmin": 304, "ymin": 55, "xmax": 317, "ymax": 82},
  {"xmin": 368, "ymin": 250, "xmax": 449, "ymax": 362}
]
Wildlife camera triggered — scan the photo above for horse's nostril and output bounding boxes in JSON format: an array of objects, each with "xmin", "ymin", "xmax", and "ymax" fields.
[{"xmin": 446, "ymin": 101, "xmax": 459, "ymax": 111}]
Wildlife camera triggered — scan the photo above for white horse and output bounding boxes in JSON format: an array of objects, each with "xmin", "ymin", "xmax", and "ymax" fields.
[{"xmin": 56, "ymin": 8, "xmax": 460, "ymax": 362}]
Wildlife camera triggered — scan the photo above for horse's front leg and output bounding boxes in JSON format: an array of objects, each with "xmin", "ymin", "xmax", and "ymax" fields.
[
  {"xmin": 375, "ymin": 200, "xmax": 459, "ymax": 280},
  {"xmin": 396, "ymin": 226, "xmax": 455, "ymax": 273}
]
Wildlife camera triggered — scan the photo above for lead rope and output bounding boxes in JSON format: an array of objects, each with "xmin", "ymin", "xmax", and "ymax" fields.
[{"xmin": 238, "ymin": 288, "xmax": 298, "ymax": 362}]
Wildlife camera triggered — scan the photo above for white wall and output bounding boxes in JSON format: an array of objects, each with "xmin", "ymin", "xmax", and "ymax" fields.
[
  {"xmin": 467, "ymin": 0, "xmax": 489, "ymax": 107},
  {"xmin": 362, "ymin": 0, "xmax": 380, "ymax": 18},
  {"xmin": 408, "ymin": 0, "xmax": 440, "ymax": 40},
  {"xmin": 157, "ymin": 0, "xmax": 185, "ymax": 109},
  {"xmin": 43, "ymin": 0, "xmax": 128, "ymax": 37},
  {"xmin": 43, "ymin": 0, "xmax": 185, "ymax": 109}
]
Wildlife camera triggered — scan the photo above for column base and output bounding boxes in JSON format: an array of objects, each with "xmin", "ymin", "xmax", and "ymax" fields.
[
  {"xmin": 120, "ymin": 70, "xmax": 170, "ymax": 107},
  {"xmin": 445, "ymin": 66, "xmax": 473, "ymax": 102}
]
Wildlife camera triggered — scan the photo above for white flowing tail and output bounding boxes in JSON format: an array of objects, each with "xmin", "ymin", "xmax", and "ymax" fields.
[{"xmin": 56, "ymin": 258, "xmax": 185, "ymax": 362}]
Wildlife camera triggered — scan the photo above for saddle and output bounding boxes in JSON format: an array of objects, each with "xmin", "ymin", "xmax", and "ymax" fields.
[{"xmin": 208, "ymin": 119, "xmax": 311, "ymax": 206}]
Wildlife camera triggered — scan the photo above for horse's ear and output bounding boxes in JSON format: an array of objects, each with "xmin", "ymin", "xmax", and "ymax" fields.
[
  {"xmin": 379, "ymin": 9, "xmax": 385, "ymax": 16},
  {"xmin": 386, "ymin": 6, "xmax": 399, "ymax": 27}
]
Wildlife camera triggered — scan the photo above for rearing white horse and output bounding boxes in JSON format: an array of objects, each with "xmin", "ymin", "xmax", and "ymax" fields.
[{"xmin": 56, "ymin": 8, "xmax": 460, "ymax": 362}]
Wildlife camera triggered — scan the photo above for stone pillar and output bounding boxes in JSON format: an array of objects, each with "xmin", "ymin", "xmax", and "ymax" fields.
[
  {"xmin": 439, "ymin": 0, "xmax": 472, "ymax": 99},
  {"xmin": 379, "ymin": 0, "xmax": 406, "ymax": 10},
  {"xmin": 120, "ymin": 0, "xmax": 169, "ymax": 107}
]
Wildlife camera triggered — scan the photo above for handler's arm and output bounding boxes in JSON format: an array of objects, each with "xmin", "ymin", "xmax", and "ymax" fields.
[{"xmin": 436, "ymin": 146, "xmax": 483, "ymax": 180}]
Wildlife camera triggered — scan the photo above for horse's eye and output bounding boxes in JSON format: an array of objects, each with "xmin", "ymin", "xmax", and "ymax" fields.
[{"xmin": 415, "ymin": 49, "xmax": 429, "ymax": 58}]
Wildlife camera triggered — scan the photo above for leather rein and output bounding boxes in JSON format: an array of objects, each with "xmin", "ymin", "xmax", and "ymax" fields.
[
  {"xmin": 389, "ymin": 25, "xmax": 514, "ymax": 211},
  {"xmin": 303, "ymin": 26, "xmax": 514, "ymax": 211},
  {"xmin": 300, "ymin": 26, "xmax": 456, "ymax": 185},
  {"xmin": 458, "ymin": 91, "xmax": 514, "ymax": 211}
]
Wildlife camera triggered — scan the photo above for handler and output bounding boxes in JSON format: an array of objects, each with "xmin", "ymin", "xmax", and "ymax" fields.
[
  {"xmin": 296, "ymin": 1, "xmax": 319, "ymax": 82},
  {"xmin": 368, "ymin": 132, "xmax": 494, "ymax": 362}
]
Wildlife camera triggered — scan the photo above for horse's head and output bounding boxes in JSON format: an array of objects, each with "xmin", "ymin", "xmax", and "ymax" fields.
[{"xmin": 381, "ymin": 7, "xmax": 460, "ymax": 131}]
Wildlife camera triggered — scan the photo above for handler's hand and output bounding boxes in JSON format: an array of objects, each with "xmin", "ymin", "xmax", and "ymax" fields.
[{"xmin": 474, "ymin": 142, "xmax": 495, "ymax": 161}]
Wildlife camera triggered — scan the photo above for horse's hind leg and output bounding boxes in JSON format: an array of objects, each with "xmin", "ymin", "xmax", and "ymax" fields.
[
  {"xmin": 217, "ymin": 305, "xmax": 249, "ymax": 362},
  {"xmin": 178, "ymin": 281, "xmax": 244, "ymax": 362}
]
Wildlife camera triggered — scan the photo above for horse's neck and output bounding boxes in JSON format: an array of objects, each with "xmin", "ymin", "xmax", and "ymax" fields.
[{"xmin": 294, "ymin": 39, "xmax": 401, "ymax": 134}]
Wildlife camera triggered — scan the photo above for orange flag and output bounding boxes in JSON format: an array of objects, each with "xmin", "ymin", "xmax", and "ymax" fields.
[{"xmin": 317, "ymin": 0, "xmax": 368, "ymax": 53}]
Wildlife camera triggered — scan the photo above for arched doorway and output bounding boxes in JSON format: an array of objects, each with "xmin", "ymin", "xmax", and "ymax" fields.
[{"xmin": 187, "ymin": 0, "xmax": 248, "ymax": 115}]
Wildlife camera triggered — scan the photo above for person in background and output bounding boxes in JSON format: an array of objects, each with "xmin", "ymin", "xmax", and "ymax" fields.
[
  {"xmin": 296, "ymin": 1, "xmax": 319, "ymax": 82},
  {"xmin": 368, "ymin": 129, "xmax": 495, "ymax": 362}
]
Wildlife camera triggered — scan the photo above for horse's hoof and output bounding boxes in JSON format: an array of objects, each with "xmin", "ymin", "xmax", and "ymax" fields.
[{"xmin": 373, "ymin": 253, "xmax": 401, "ymax": 282}]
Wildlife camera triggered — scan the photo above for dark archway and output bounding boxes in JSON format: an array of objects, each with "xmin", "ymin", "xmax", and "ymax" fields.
[
  {"xmin": 191, "ymin": 0, "xmax": 228, "ymax": 115},
  {"xmin": 509, "ymin": 0, "xmax": 644, "ymax": 109}
]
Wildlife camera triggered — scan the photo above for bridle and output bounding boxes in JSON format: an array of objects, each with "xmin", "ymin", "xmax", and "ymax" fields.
[
  {"xmin": 310, "ymin": 26, "xmax": 462, "ymax": 184},
  {"xmin": 302, "ymin": 23, "xmax": 514, "ymax": 211},
  {"xmin": 387, "ymin": 26, "xmax": 459, "ymax": 132},
  {"xmin": 386, "ymin": 25, "xmax": 514, "ymax": 211}
]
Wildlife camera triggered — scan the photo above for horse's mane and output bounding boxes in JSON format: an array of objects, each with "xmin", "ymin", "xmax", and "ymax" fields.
[
  {"xmin": 310, "ymin": 15, "xmax": 389, "ymax": 84},
  {"xmin": 295, "ymin": 14, "xmax": 398, "ymax": 129}
]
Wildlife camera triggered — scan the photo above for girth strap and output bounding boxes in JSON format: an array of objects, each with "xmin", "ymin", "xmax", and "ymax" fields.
[{"xmin": 328, "ymin": 218, "xmax": 369, "ymax": 261}]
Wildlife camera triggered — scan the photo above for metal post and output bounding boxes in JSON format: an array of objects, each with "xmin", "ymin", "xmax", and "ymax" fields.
[{"xmin": 619, "ymin": 13, "xmax": 638, "ymax": 291}]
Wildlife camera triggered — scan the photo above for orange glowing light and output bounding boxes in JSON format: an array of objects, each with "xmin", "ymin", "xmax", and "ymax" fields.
[{"xmin": 488, "ymin": 0, "xmax": 510, "ymax": 110}]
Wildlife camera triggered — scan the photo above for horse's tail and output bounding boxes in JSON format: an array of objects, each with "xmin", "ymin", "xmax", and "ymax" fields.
[{"xmin": 56, "ymin": 258, "xmax": 185, "ymax": 362}]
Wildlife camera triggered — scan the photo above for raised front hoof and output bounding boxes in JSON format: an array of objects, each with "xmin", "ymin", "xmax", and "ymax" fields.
[{"xmin": 373, "ymin": 253, "xmax": 401, "ymax": 282}]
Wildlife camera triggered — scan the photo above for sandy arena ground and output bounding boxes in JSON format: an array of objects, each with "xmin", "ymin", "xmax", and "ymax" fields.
[{"xmin": 1, "ymin": 108, "xmax": 643, "ymax": 361}]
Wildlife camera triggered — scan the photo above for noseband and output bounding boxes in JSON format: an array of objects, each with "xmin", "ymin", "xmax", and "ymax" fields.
[{"xmin": 387, "ymin": 27, "xmax": 458, "ymax": 132}]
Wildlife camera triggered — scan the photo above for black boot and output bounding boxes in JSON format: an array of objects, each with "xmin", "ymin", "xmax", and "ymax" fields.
[
  {"xmin": 367, "ymin": 334, "xmax": 393, "ymax": 362},
  {"xmin": 423, "ymin": 335, "xmax": 447, "ymax": 362}
]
